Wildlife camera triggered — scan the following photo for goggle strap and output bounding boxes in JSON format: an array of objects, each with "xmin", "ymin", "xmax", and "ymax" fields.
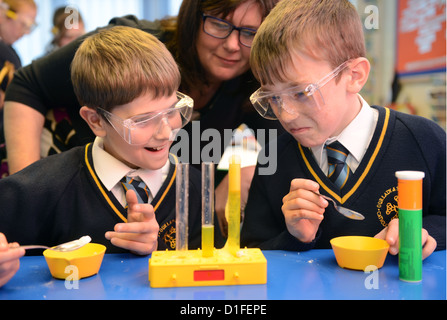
[{"xmin": 314, "ymin": 61, "xmax": 350, "ymax": 90}]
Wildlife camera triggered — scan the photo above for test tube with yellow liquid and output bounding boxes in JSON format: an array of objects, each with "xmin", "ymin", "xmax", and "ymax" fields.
[
  {"xmin": 201, "ymin": 162, "xmax": 214, "ymax": 257},
  {"xmin": 226, "ymin": 155, "xmax": 241, "ymax": 256}
]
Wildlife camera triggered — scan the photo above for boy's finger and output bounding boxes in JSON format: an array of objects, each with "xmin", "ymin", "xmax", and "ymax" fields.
[
  {"xmin": 114, "ymin": 219, "xmax": 159, "ymax": 234},
  {"xmin": 125, "ymin": 189, "xmax": 139, "ymax": 208},
  {"xmin": 0, "ymin": 247, "xmax": 25, "ymax": 263},
  {"xmin": 0, "ymin": 233, "xmax": 8, "ymax": 249},
  {"xmin": 127, "ymin": 203, "xmax": 155, "ymax": 223},
  {"xmin": 290, "ymin": 179, "xmax": 320, "ymax": 192},
  {"xmin": 109, "ymin": 237, "xmax": 156, "ymax": 256}
]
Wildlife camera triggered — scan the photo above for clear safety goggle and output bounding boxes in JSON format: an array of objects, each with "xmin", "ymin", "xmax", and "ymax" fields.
[
  {"xmin": 5, "ymin": 9, "xmax": 38, "ymax": 33},
  {"xmin": 250, "ymin": 61, "xmax": 350, "ymax": 120},
  {"xmin": 97, "ymin": 91, "xmax": 193, "ymax": 145}
]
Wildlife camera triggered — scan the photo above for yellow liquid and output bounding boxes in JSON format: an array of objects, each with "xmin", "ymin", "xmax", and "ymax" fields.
[
  {"xmin": 226, "ymin": 191, "xmax": 241, "ymax": 256},
  {"xmin": 201, "ymin": 224, "xmax": 214, "ymax": 257}
]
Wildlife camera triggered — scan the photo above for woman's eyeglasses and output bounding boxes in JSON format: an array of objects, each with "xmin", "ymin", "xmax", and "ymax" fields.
[{"xmin": 202, "ymin": 13, "xmax": 257, "ymax": 48}]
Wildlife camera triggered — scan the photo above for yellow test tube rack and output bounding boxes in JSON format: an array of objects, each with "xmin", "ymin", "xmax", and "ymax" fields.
[{"xmin": 148, "ymin": 157, "xmax": 267, "ymax": 288}]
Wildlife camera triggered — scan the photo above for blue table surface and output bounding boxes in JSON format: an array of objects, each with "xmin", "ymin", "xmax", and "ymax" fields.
[{"xmin": 0, "ymin": 249, "xmax": 445, "ymax": 300}]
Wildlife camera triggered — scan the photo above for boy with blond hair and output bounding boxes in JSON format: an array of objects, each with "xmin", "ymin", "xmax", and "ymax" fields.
[
  {"xmin": 0, "ymin": 26, "xmax": 202, "ymax": 265},
  {"xmin": 241, "ymin": 0, "xmax": 445, "ymax": 258}
]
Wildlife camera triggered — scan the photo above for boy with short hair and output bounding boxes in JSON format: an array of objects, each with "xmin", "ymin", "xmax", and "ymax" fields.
[
  {"xmin": 241, "ymin": 0, "xmax": 445, "ymax": 259},
  {"xmin": 0, "ymin": 26, "xmax": 202, "ymax": 257}
]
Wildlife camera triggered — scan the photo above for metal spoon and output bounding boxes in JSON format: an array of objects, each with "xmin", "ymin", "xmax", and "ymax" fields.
[
  {"xmin": 19, "ymin": 236, "xmax": 92, "ymax": 252},
  {"xmin": 312, "ymin": 191, "xmax": 365, "ymax": 220}
]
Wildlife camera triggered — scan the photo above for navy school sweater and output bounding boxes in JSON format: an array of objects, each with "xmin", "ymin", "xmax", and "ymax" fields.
[
  {"xmin": 0, "ymin": 144, "xmax": 205, "ymax": 254},
  {"xmin": 241, "ymin": 106, "xmax": 446, "ymax": 251}
]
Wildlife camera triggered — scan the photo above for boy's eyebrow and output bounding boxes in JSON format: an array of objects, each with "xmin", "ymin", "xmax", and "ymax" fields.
[
  {"xmin": 130, "ymin": 100, "xmax": 179, "ymax": 119},
  {"xmin": 131, "ymin": 107, "xmax": 173, "ymax": 119}
]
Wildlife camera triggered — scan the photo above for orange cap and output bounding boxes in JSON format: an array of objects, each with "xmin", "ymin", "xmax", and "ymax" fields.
[{"xmin": 395, "ymin": 171, "xmax": 424, "ymax": 210}]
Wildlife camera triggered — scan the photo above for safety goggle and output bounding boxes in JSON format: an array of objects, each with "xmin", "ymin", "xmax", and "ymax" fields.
[
  {"xmin": 5, "ymin": 9, "xmax": 38, "ymax": 33},
  {"xmin": 250, "ymin": 61, "xmax": 350, "ymax": 120},
  {"xmin": 97, "ymin": 91, "xmax": 193, "ymax": 145}
]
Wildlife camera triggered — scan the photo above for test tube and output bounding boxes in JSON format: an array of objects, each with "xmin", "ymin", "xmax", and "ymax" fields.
[
  {"xmin": 226, "ymin": 155, "xmax": 241, "ymax": 256},
  {"xmin": 176, "ymin": 163, "xmax": 189, "ymax": 252},
  {"xmin": 396, "ymin": 171, "xmax": 424, "ymax": 282},
  {"xmin": 201, "ymin": 162, "xmax": 215, "ymax": 257}
]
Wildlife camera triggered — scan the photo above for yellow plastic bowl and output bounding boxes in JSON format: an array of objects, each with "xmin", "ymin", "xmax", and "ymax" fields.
[
  {"xmin": 330, "ymin": 236, "xmax": 389, "ymax": 271},
  {"xmin": 43, "ymin": 243, "xmax": 106, "ymax": 280}
]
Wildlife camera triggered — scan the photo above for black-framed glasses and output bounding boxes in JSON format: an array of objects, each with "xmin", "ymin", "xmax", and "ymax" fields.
[{"xmin": 202, "ymin": 14, "xmax": 257, "ymax": 48}]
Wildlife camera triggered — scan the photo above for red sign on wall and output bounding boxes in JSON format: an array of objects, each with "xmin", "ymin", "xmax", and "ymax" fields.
[{"xmin": 396, "ymin": 0, "xmax": 446, "ymax": 75}]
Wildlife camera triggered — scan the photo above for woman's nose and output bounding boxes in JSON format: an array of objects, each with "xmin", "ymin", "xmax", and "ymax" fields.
[{"xmin": 222, "ymin": 30, "xmax": 241, "ymax": 52}]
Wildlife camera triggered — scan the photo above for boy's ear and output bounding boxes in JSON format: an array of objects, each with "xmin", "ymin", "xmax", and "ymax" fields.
[
  {"xmin": 79, "ymin": 106, "xmax": 107, "ymax": 137},
  {"xmin": 346, "ymin": 57, "xmax": 370, "ymax": 94}
]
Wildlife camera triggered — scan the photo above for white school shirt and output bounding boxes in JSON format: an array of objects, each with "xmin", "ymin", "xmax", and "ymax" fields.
[
  {"xmin": 92, "ymin": 137, "xmax": 169, "ymax": 207},
  {"xmin": 310, "ymin": 95, "xmax": 379, "ymax": 175}
]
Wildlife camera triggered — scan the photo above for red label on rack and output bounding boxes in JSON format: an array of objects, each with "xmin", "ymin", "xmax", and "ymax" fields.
[{"xmin": 194, "ymin": 270, "xmax": 225, "ymax": 281}]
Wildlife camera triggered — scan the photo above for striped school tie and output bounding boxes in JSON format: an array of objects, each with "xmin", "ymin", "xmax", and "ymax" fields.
[
  {"xmin": 121, "ymin": 176, "xmax": 150, "ymax": 207},
  {"xmin": 326, "ymin": 141, "xmax": 351, "ymax": 189}
]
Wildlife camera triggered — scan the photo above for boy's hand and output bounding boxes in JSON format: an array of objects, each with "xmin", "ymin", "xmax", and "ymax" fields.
[
  {"xmin": 374, "ymin": 219, "xmax": 437, "ymax": 260},
  {"xmin": 282, "ymin": 179, "xmax": 328, "ymax": 243},
  {"xmin": 0, "ymin": 233, "xmax": 25, "ymax": 287},
  {"xmin": 105, "ymin": 190, "xmax": 159, "ymax": 255}
]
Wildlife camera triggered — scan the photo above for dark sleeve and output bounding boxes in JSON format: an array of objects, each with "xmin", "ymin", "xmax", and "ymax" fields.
[
  {"xmin": 418, "ymin": 119, "xmax": 446, "ymax": 250},
  {"xmin": 5, "ymin": 37, "xmax": 97, "ymax": 145},
  {"xmin": 0, "ymin": 149, "xmax": 82, "ymax": 246},
  {"xmin": 5, "ymin": 33, "xmax": 84, "ymax": 116},
  {"xmin": 423, "ymin": 215, "xmax": 446, "ymax": 250},
  {"xmin": 1, "ymin": 42, "xmax": 21, "ymax": 91},
  {"xmin": 4, "ymin": 15, "xmax": 161, "ymax": 115}
]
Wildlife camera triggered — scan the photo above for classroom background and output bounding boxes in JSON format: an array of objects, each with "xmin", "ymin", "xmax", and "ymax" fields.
[{"xmin": 13, "ymin": 0, "xmax": 446, "ymax": 130}]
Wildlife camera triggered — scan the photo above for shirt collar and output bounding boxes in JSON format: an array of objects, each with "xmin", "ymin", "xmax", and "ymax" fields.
[
  {"xmin": 92, "ymin": 137, "xmax": 168, "ymax": 196},
  {"xmin": 336, "ymin": 95, "xmax": 376, "ymax": 163},
  {"xmin": 311, "ymin": 95, "xmax": 377, "ymax": 167}
]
